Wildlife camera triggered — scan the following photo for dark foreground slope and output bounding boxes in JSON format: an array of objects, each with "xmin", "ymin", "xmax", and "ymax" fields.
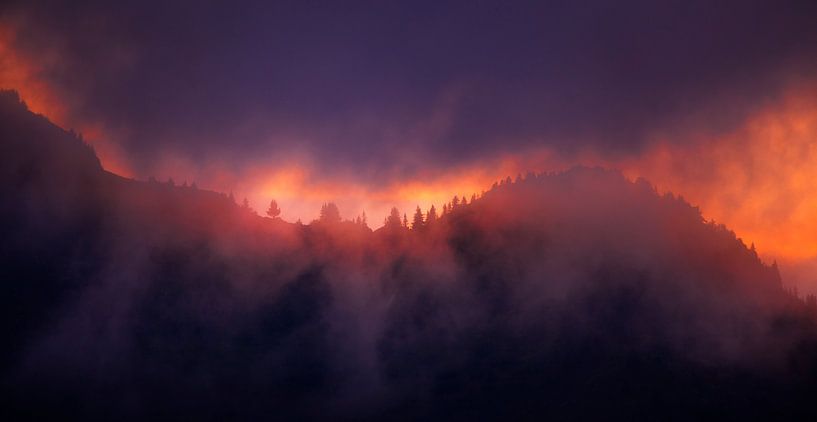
[{"xmin": 2, "ymin": 91, "xmax": 817, "ymax": 420}]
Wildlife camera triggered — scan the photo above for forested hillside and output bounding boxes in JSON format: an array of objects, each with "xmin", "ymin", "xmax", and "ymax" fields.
[{"xmin": 2, "ymin": 91, "xmax": 817, "ymax": 420}]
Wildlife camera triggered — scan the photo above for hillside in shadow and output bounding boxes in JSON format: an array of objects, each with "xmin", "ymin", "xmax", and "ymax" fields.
[{"xmin": 2, "ymin": 90, "xmax": 817, "ymax": 420}]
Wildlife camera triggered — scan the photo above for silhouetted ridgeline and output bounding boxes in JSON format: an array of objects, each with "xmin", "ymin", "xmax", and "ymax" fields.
[{"xmin": 2, "ymin": 90, "xmax": 817, "ymax": 420}]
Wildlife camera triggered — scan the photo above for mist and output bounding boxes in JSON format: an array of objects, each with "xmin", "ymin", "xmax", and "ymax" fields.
[{"xmin": 3, "ymin": 92, "xmax": 817, "ymax": 419}]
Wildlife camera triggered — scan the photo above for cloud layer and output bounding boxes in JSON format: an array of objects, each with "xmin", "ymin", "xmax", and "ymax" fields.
[{"xmin": 3, "ymin": 1, "xmax": 817, "ymax": 173}]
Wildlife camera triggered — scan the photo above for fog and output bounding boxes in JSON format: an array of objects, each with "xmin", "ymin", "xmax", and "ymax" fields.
[{"xmin": 2, "ymin": 91, "xmax": 817, "ymax": 419}]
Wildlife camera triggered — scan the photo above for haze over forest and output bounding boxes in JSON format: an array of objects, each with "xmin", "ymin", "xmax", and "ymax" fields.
[
  {"xmin": 3, "ymin": 1, "xmax": 817, "ymax": 419},
  {"xmin": 3, "ymin": 91, "xmax": 817, "ymax": 419}
]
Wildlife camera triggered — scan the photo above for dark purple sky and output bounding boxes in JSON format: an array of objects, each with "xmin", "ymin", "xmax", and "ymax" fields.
[{"xmin": 4, "ymin": 0, "xmax": 817, "ymax": 181}]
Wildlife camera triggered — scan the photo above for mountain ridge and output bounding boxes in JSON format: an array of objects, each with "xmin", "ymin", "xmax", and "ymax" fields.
[{"xmin": 1, "ymin": 89, "xmax": 816, "ymax": 420}]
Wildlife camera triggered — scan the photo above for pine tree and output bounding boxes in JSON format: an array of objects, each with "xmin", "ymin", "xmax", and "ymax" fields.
[
  {"xmin": 320, "ymin": 202, "xmax": 341, "ymax": 223},
  {"xmin": 411, "ymin": 206, "xmax": 425, "ymax": 230},
  {"xmin": 266, "ymin": 199, "xmax": 281, "ymax": 218},
  {"xmin": 385, "ymin": 207, "xmax": 402, "ymax": 229},
  {"xmin": 426, "ymin": 205, "xmax": 438, "ymax": 224}
]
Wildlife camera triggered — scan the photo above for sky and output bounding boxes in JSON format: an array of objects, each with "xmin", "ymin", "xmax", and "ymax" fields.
[{"xmin": 3, "ymin": 0, "xmax": 817, "ymax": 283}]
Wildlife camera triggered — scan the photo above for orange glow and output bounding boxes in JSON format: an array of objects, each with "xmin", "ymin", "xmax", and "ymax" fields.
[
  {"xmin": 611, "ymin": 89, "xmax": 817, "ymax": 261},
  {"xmin": 151, "ymin": 87, "xmax": 817, "ymax": 268},
  {"xmin": 0, "ymin": 21, "xmax": 134, "ymax": 177},
  {"xmin": 4, "ymin": 12, "xmax": 817, "ymax": 274},
  {"xmin": 0, "ymin": 23, "xmax": 67, "ymax": 124},
  {"xmin": 232, "ymin": 154, "xmax": 552, "ymax": 225},
  {"xmin": 236, "ymin": 87, "xmax": 817, "ymax": 268}
]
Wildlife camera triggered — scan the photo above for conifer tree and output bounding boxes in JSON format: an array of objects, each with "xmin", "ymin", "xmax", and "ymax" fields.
[
  {"xmin": 266, "ymin": 199, "xmax": 281, "ymax": 218},
  {"xmin": 385, "ymin": 207, "xmax": 402, "ymax": 229},
  {"xmin": 426, "ymin": 205, "xmax": 438, "ymax": 224},
  {"xmin": 412, "ymin": 206, "xmax": 424, "ymax": 230},
  {"xmin": 320, "ymin": 202, "xmax": 341, "ymax": 223}
]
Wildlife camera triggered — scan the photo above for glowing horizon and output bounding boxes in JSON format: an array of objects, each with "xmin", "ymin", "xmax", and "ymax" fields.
[
  {"xmin": 4, "ymin": 3, "xmax": 817, "ymax": 290},
  {"xmin": 6, "ymin": 85, "xmax": 817, "ymax": 266}
]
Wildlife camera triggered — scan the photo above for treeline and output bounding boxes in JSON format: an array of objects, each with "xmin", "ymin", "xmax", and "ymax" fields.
[{"xmin": 3, "ymin": 89, "xmax": 817, "ymax": 420}]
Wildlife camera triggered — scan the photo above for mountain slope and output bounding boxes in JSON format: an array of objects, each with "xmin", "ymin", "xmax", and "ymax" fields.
[{"xmin": 2, "ymin": 91, "xmax": 816, "ymax": 420}]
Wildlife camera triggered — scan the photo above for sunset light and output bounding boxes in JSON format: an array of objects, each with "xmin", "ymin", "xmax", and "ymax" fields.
[{"xmin": 3, "ymin": 1, "xmax": 817, "ymax": 419}]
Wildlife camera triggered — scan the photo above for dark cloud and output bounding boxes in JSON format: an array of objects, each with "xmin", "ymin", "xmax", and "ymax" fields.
[{"xmin": 4, "ymin": 0, "xmax": 817, "ymax": 178}]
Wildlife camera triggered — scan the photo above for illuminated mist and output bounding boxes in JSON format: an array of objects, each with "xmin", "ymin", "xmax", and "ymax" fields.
[{"xmin": 3, "ymin": 1, "xmax": 817, "ymax": 419}]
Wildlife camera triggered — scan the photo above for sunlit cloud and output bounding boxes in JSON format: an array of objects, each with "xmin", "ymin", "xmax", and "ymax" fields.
[
  {"xmin": 0, "ymin": 22, "xmax": 66, "ymax": 125},
  {"xmin": 4, "ymin": 10, "xmax": 817, "ymax": 290},
  {"xmin": 0, "ymin": 19, "xmax": 134, "ymax": 177},
  {"xmin": 613, "ymin": 84, "xmax": 817, "ymax": 260},
  {"xmin": 222, "ymin": 83, "xmax": 817, "ymax": 269}
]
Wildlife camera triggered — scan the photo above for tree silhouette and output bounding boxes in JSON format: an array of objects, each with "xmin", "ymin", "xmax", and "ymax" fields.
[
  {"xmin": 452, "ymin": 195, "xmax": 460, "ymax": 208},
  {"xmin": 384, "ymin": 207, "xmax": 402, "ymax": 229},
  {"xmin": 320, "ymin": 202, "xmax": 342, "ymax": 223},
  {"xmin": 426, "ymin": 205, "xmax": 438, "ymax": 224},
  {"xmin": 412, "ymin": 206, "xmax": 425, "ymax": 230},
  {"xmin": 3, "ymin": 88, "xmax": 817, "ymax": 420},
  {"xmin": 267, "ymin": 199, "xmax": 281, "ymax": 218}
]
